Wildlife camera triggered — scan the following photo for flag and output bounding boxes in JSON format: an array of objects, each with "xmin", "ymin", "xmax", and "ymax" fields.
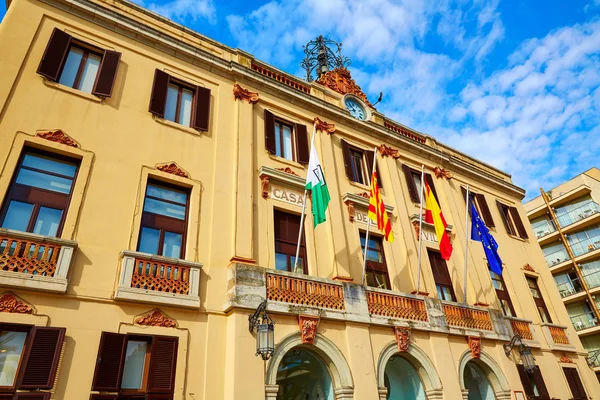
[
  {"xmin": 367, "ymin": 171, "xmax": 394, "ymax": 242},
  {"xmin": 424, "ymin": 182, "xmax": 453, "ymax": 260},
  {"xmin": 305, "ymin": 128, "xmax": 330, "ymax": 227},
  {"xmin": 470, "ymin": 200, "xmax": 503, "ymax": 275}
]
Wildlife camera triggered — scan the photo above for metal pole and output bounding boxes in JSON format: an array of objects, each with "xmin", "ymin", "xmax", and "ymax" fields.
[
  {"xmin": 463, "ymin": 184, "xmax": 470, "ymax": 304},
  {"xmin": 361, "ymin": 147, "xmax": 379, "ymax": 285},
  {"xmin": 416, "ymin": 165, "xmax": 425, "ymax": 294}
]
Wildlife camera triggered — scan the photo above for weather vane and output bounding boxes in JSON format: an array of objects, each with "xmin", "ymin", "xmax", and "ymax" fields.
[{"xmin": 301, "ymin": 35, "xmax": 351, "ymax": 82}]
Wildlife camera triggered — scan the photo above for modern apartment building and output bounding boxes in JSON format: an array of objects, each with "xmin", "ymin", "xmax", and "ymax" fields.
[
  {"xmin": 0, "ymin": 0, "xmax": 598, "ymax": 398},
  {"xmin": 525, "ymin": 168, "xmax": 600, "ymax": 382}
]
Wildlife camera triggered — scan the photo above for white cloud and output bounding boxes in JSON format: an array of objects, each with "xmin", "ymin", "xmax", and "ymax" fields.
[{"xmin": 148, "ymin": 0, "xmax": 216, "ymax": 24}]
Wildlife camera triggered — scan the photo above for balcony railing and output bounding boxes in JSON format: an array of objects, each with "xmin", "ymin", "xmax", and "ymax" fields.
[
  {"xmin": 266, "ymin": 272, "xmax": 345, "ymax": 310},
  {"xmin": 556, "ymin": 277, "xmax": 584, "ymax": 298},
  {"xmin": 569, "ymin": 311, "xmax": 599, "ymax": 331},
  {"xmin": 556, "ymin": 202, "xmax": 600, "ymax": 228},
  {"xmin": 442, "ymin": 303, "xmax": 494, "ymax": 331},
  {"xmin": 533, "ymin": 219, "xmax": 556, "ymax": 239},
  {"xmin": 570, "ymin": 234, "xmax": 600, "ymax": 257},
  {"xmin": 114, "ymin": 251, "xmax": 202, "ymax": 308},
  {"xmin": 543, "ymin": 247, "xmax": 570, "ymax": 267},
  {"xmin": 366, "ymin": 290, "xmax": 428, "ymax": 322},
  {"xmin": 548, "ymin": 325, "xmax": 570, "ymax": 345},
  {"xmin": 509, "ymin": 319, "xmax": 534, "ymax": 340},
  {"xmin": 0, "ymin": 229, "xmax": 77, "ymax": 293}
]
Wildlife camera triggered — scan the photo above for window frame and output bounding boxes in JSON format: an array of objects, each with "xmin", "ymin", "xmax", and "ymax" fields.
[
  {"xmin": 273, "ymin": 209, "xmax": 308, "ymax": 274},
  {"xmin": 489, "ymin": 270, "xmax": 516, "ymax": 317},
  {"xmin": 58, "ymin": 43, "xmax": 104, "ymax": 93},
  {"xmin": 526, "ymin": 277, "xmax": 552, "ymax": 323},
  {"xmin": 0, "ymin": 323, "xmax": 32, "ymax": 392},
  {"xmin": 428, "ymin": 249, "xmax": 457, "ymax": 302},
  {"xmin": 273, "ymin": 118, "xmax": 296, "ymax": 161},
  {"xmin": 164, "ymin": 79, "xmax": 196, "ymax": 127},
  {"xmin": 120, "ymin": 335, "xmax": 153, "ymax": 395},
  {"xmin": 348, "ymin": 147, "xmax": 367, "ymax": 185},
  {"xmin": 359, "ymin": 232, "xmax": 391, "ymax": 290}
]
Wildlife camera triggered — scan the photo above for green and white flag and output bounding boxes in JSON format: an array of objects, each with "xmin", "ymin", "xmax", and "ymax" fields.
[{"xmin": 305, "ymin": 125, "xmax": 330, "ymax": 227}]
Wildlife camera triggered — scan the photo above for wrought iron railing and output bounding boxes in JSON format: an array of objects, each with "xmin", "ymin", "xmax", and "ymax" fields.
[
  {"xmin": 366, "ymin": 290, "xmax": 428, "ymax": 322},
  {"xmin": 266, "ymin": 273, "xmax": 345, "ymax": 310}
]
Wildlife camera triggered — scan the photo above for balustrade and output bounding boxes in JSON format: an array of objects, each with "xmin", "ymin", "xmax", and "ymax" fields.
[
  {"xmin": 266, "ymin": 273, "xmax": 345, "ymax": 310},
  {"xmin": 366, "ymin": 290, "xmax": 428, "ymax": 322},
  {"xmin": 442, "ymin": 303, "xmax": 493, "ymax": 331}
]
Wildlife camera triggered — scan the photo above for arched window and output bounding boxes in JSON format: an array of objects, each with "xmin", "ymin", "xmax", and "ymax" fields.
[
  {"xmin": 384, "ymin": 356, "xmax": 426, "ymax": 400},
  {"xmin": 276, "ymin": 347, "xmax": 334, "ymax": 400},
  {"xmin": 463, "ymin": 361, "xmax": 496, "ymax": 400}
]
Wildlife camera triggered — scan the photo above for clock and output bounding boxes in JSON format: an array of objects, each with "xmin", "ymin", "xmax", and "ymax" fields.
[{"xmin": 344, "ymin": 97, "xmax": 367, "ymax": 120}]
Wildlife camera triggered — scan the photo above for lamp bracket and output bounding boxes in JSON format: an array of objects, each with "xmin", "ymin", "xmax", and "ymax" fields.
[{"xmin": 249, "ymin": 299, "xmax": 272, "ymax": 333}]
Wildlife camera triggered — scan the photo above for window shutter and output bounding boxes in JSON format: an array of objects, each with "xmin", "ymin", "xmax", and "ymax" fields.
[
  {"xmin": 516, "ymin": 365, "xmax": 534, "ymax": 396},
  {"xmin": 14, "ymin": 393, "xmax": 51, "ymax": 400},
  {"xmin": 402, "ymin": 165, "xmax": 420, "ymax": 203},
  {"xmin": 18, "ymin": 327, "xmax": 65, "ymax": 389},
  {"xmin": 509, "ymin": 206, "xmax": 529, "ymax": 239},
  {"xmin": 91, "ymin": 332, "xmax": 127, "ymax": 392},
  {"xmin": 148, "ymin": 69, "xmax": 170, "ymax": 117},
  {"xmin": 146, "ymin": 395, "xmax": 175, "ymax": 400},
  {"xmin": 295, "ymin": 124, "xmax": 309, "ymax": 164},
  {"xmin": 476, "ymin": 193, "xmax": 495, "ymax": 227},
  {"xmin": 424, "ymin": 173, "xmax": 438, "ymax": 202},
  {"xmin": 192, "ymin": 86, "xmax": 211, "ymax": 131},
  {"xmin": 428, "ymin": 251, "xmax": 451, "ymax": 286},
  {"xmin": 364, "ymin": 150, "xmax": 382, "ymax": 188},
  {"xmin": 563, "ymin": 367, "xmax": 587, "ymax": 399},
  {"xmin": 532, "ymin": 367, "xmax": 550, "ymax": 398},
  {"xmin": 340, "ymin": 139, "xmax": 353, "ymax": 180},
  {"xmin": 89, "ymin": 396, "xmax": 118, "ymax": 400},
  {"xmin": 496, "ymin": 201, "xmax": 513, "ymax": 235},
  {"xmin": 147, "ymin": 336, "xmax": 178, "ymax": 393},
  {"xmin": 92, "ymin": 50, "xmax": 121, "ymax": 98},
  {"xmin": 36, "ymin": 28, "xmax": 71, "ymax": 81},
  {"xmin": 264, "ymin": 110, "xmax": 276, "ymax": 154}
]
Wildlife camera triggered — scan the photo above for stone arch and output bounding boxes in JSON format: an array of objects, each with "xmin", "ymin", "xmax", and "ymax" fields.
[
  {"xmin": 265, "ymin": 332, "xmax": 354, "ymax": 399},
  {"xmin": 458, "ymin": 350, "xmax": 511, "ymax": 400},
  {"xmin": 376, "ymin": 341, "xmax": 443, "ymax": 400}
]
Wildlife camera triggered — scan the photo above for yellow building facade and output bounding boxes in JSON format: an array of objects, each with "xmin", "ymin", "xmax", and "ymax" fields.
[{"xmin": 0, "ymin": 0, "xmax": 598, "ymax": 399}]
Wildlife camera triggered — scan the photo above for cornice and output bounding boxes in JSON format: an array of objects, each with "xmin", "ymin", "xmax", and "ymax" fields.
[
  {"xmin": 258, "ymin": 166, "xmax": 305, "ymax": 189},
  {"xmin": 342, "ymin": 192, "xmax": 394, "ymax": 213}
]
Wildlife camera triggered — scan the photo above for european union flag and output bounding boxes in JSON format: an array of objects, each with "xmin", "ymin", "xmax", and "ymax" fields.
[{"xmin": 470, "ymin": 200, "xmax": 503, "ymax": 275}]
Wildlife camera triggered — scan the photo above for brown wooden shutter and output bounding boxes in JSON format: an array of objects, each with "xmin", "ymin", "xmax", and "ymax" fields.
[
  {"xmin": 424, "ymin": 173, "xmax": 438, "ymax": 202},
  {"xmin": 147, "ymin": 336, "xmax": 178, "ymax": 393},
  {"xmin": 532, "ymin": 367, "xmax": 550, "ymax": 398},
  {"xmin": 14, "ymin": 393, "xmax": 51, "ymax": 400},
  {"xmin": 146, "ymin": 395, "xmax": 175, "ymax": 400},
  {"xmin": 18, "ymin": 327, "xmax": 65, "ymax": 389},
  {"xmin": 264, "ymin": 110, "xmax": 276, "ymax": 154},
  {"xmin": 92, "ymin": 50, "xmax": 121, "ymax": 98},
  {"xmin": 148, "ymin": 69, "xmax": 169, "ymax": 117},
  {"xmin": 476, "ymin": 193, "xmax": 495, "ymax": 227},
  {"xmin": 402, "ymin": 165, "xmax": 420, "ymax": 203},
  {"xmin": 192, "ymin": 86, "xmax": 211, "ymax": 131},
  {"xmin": 89, "ymin": 395, "xmax": 118, "ymax": 400},
  {"xmin": 564, "ymin": 367, "xmax": 587, "ymax": 399},
  {"xmin": 509, "ymin": 206, "xmax": 529, "ymax": 239},
  {"xmin": 295, "ymin": 123, "xmax": 309, "ymax": 164},
  {"xmin": 364, "ymin": 150, "xmax": 382, "ymax": 188},
  {"xmin": 516, "ymin": 365, "xmax": 534, "ymax": 396},
  {"xmin": 496, "ymin": 201, "xmax": 514, "ymax": 235},
  {"xmin": 340, "ymin": 139, "xmax": 353, "ymax": 180},
  {"xmin": 428, "ymin": 251, "xmax": 451, "ymax": 286},
  {"xmin": 36, "ymin": 28, "xmax": 71, "ymax": 81},
  {"xmin": 91, "ymin": 332, "xmax": 127, "ymax": 392}
]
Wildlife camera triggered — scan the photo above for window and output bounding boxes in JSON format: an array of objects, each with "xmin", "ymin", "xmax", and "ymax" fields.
[
  {"xmin": 527, "ymin": 277, "xmax": 552, "ymax": 323},
  {"xmin": 138, "ymin": 181, "xmax": 189, "ymax": 259},
  {"xmin": 37, "ymin": 28, "xmax": 121, "ymax": 97},
  {"xmin": 273, "ymin": 209, "xmax": 307, "ymax": 273},
  {"xmin": 91, "ymin": 332, "xmax": 178, "ymax": 398},
  {"xmin": 0, "ymin": 149, "xmax": 79, "ymax": 237},
  {"xmin": 563, "ymin": 367, "xmax": 588, "ymax": 400},
  {"xmin": 516, "ymin": 365, "xmax": 550, "ymax": 400},
  {"xmin": 496, "ymin": 201, "xmax": 529, "ymax": 239},
  {"xmin": 264, "ymin": 110, "xmax": 309, "ymax": 163},
  {"xmin": 402, "ymin": 165, "xmax": 436, "ymax": 204},
  {"xmin": 340, "ymin": 139, "xmax": 380, "ymax": 187},
  {"xmin": 461, "ymin": 187, "xmax": 495, "ymax": 227},
  {"xmin": 490, "ymin": 270, "xmax": 515, "ymax": 317},
  {"xmin": 360, "ymin": 233, "xmax": 390, "ymax": 289},
  {"xmin": 149, "ymin": 69, "xmax": 211, "ymax": 131},
  {"xmin": 428, "ymin": 250, "xmax": 456, "ymax": 301}
]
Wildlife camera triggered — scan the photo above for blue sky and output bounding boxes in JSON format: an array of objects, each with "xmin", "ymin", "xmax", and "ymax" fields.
[{"xmin": 2, "ymin": 0, "xmax": 599, "ymax": 200}]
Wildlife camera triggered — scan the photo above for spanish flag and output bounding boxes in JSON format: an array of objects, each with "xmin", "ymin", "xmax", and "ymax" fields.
[
  {"xmin": 424, "ymin": 182, "xmax": 452, "ymax": 260},
  {"xmin": 367, "ymin": 171, "xmax": 394, "ymax": 242}
]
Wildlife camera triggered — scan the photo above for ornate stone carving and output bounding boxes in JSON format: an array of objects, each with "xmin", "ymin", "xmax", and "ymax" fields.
[
  {"xmin": 467, "ymin": 336, "xmax": 481, "ymax": 359},
  {"xmin": 394, "ymin": 327, "xmax": 410, "ymax": 352},
  {"xmin": 233, "ymin": 83, "xmax": 259, "ymax": 104},
  {"xmin": 135, "ymin": 309, "xmax": 177, "ymax": 328},
  {"xmin": 260, "ymin": 175, "xmax": 270, "ymax": 199},
  {"xmin": 559, "ymin": 353, "xmax": 574, "ymax": 363},
  {"xmin": 345, "ymin": 200, "xmax": 355, "ymax": 222},
  {"xmin": 523, "ymin": 264, "xmax": 535, "ymax": 272},
  {"xmin": 433, "ymin": 166, "xmax": 452, "ymax": 180},
  {"xmin": 314, "ymin": 117, "xmax": 336, "ymax": 134},
  {"xmin": 298, "ymin": 315, "xmax": 319, "ymax": 344},
  {"xmin": 356, "ymin": 192, "xmax": 370, "ymax": 199},
  {"xmin": 378, "ymin": 144, "xmax": 400, "ymax": 159},
  {"xmin": 412, "ymin": 220, "xmax": 420, "ymax": 237},
  {"xmin": 156, "ymin": 162, "xmax": 189, "ymax": 178},
  {"xmin": 316, "ymin": 67, "xmax": 373, "ymax": 108},
  {"xmin": 0, "ymin": 293, "xmax": 33, "ymax": 314},
  {"xmin": 36, "ymin": 130, "xmax": 79, "ymax": 147},
  {"xmin": 276, "ymin": 167, "xmax": 300, "ymax": 177}
]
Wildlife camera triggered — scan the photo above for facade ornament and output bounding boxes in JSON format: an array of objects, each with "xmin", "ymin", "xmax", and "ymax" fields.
[
  {"xmin": 36, "ymin": 130, "xmax": 79, "ymax": 148},
  {"xmin": 0, "ymin": 293, "xmax": 33, "ymax": 314},
  {"xmin": 523, "ymin": 264, "xmax": 535, "ymax": 272},
  {"xmin": 233, "ymin": 83, "xmax": 259, "ymax": 104},
  {"xmin": 467, "ymin": 336, "xmax": 481, "ymax": 359},
  {"xmin": 135, "ymin": 309, "xmax": 177, "ymax": 328},
  {"xmin": 394, "ymin": 327, "xmax": 410, "ymax": 352},
  {"xmin": 559, "ymin": 353, "xmax": 574, "ymax": 363},
  {"xmin": 298, "ymin": 315, "xmax": 320, "ymax": 344},
  {"xmin": 378, "ymin": 144, "xmax": 400, "ymax": 159},
  {"xmin": 276, "ymin": 167, "xmax": 300, "ymax": 177},
  {"xmin": 356, "ymin": 192, "xmax": 370, "ymax": 200},
  {"xmin": 156, "ymin": 162, "xmax": 189, "ymax": 178},
  {"xmin": 314, "ymin": 117, "xmax": 336, "ymax": 134},
  {"xmin": 260, "ymin": 175, "xmax": 270, "ymax": 199},
  {"xmin": 316, "ymin": 67, "xmax": 373, "ymax": 108},
  {"xmin": 433, "ymin": 166, "xmax": 452, "ymax": 180},
  {"xmin": 473, "ymin": 302, "xmax": 489, "ymax": 307},
  {"xmin": 412, "ymin": 220, "xmax": 420, "ymax": 238},
  {"xmin": 345, "ymin": 200, "xmax": 355, "ymax": 222}
]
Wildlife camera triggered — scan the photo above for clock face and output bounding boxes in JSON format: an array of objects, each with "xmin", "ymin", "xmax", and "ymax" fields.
[{"xmin": 344, "ymin": 97, "xmax": 367, "ymax": 120}]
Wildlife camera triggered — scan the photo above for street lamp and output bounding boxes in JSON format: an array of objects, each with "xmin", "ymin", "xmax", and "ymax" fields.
[
  {"xmin": 249, "ymin": 300, "xmax": 275, "ymax": 361},
  {"xmin": 504, "ymin": 334, "xmax": 537, "ymax": 373}
]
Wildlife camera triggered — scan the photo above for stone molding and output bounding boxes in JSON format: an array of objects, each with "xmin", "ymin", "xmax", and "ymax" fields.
[
  {"xmin": 433, "ymin": 166, "xmax": 452, "ymax": 180},
  {"xmin": 233, "ymin": 83, "xmax": 259, "ymax": 104},
  {"xmin": 156, "ymin": 162, "xmax": 190, "ymax": 178},
  {"xmin": 135, "ymin": 309, "xmax": 177, "ymax": 328},
  {"xmin": 298, "ymin": 315, "xmax": 320, "ymax": 344},
  {"xmin": 458, "ymin": 349, "xmax": 511, "ymax": 400},
  {"xmin": 378, "ymin": 144, "xmax": 400, "ymax": 159},
  {"xmin": 467, "ymin": 336, "xmax": 481, "ymax": 359},
  {"xmin": 0, "ymin": 293, "xmax": 34, "ymax": 314},
  {"xmin": 314, "ymin": 117, "xmax": 336, "ymax": 134},
  {"xmin": 36, "ymin": 129, "xmax": 79, "ymax": 147},
  {"xmin": 559, "ymin": 353, "xmax": 574, "ymax": 363},
  {"xmin": 258, "ymin": 166, "xmax": 305, "ymax": 200},
  {"xmin": 394, "ymin": 327, "xmax": 410, "ymax": 352},
  {"xmin": 342, "ymin": 193, "xmax": 393, "ymax": 213}
]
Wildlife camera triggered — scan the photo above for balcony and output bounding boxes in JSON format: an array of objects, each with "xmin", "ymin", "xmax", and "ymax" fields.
[
  {"xmin": 441, "ymin": 302, "xmax": 493, "ymax": 331},
  {"xmin": 570, "ymin": 234, "xmax": 600, "ymax": 258},
  {"xmin": 556, "ymin": 201, "xmax": 600, "ymax": 229},
  {"xmin": 532, "ymin": 218, "xmax": 557, "ymax": 239},
  {"xmin": 114, "ymin": 251, "xmax": 202, "ymax": 308},
  {"xmin": 556, "ymin": 277, "xmax": 584, "ymax": 298},
  {"xmin": 0, "ymin": 229, "xmax": 77, "ymax": 293},
  {"xmin": 543, "ymin": 247, "xmax": 570, "ymax": 268},
  {"xmin": 507, "ymin": 318, "xmax": 535, "ymax": 341},
  {"xmin": 569, "ymin": 311, "xmax": 599, "ymax": 331},
  {"xmin": 582, "ymin": 268, "xmax": 600, "ymax": 290}
]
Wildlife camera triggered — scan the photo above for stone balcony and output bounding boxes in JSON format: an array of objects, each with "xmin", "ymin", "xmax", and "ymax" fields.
[
  {"xmin": 0, "ymin": 229, "xmax": 77, "ymax": 293},
  {"xmin": 114, "ymin": 250, "xmax": 202, "ymax": 308}
]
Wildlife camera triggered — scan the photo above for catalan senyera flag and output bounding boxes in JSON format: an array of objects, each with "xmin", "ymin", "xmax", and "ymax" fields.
[
  {"xmin": 424, "ymin": 182, "xmax": 453, "ymax": 260},
  {"xmin": 367, "ymin": 171, "xmax": 394, "ymax": 242}
]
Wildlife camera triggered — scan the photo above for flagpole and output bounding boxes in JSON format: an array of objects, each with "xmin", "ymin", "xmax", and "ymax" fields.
[
  {"xmin": 361, "ymin": 147, "xmax": 379, "ymax": 285},
  {"xmin": 416, "ymin": 165, "xmax": 425, "ymax": 294},
  {"xmin": 463, "ymin": 184, "xmax": 470, "ymax": 304}
]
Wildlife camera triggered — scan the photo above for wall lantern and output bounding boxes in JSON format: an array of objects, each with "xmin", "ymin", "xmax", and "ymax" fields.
[
  {"xmin": 504, "ymin": 334, "xmax": 536, "ymax": 373},
  {"xmin": 249, "ymin": 300, "xmax": 275, "ymax": 361}
]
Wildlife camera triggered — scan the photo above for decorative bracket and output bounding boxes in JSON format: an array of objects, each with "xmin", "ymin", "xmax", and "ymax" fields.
[
  {"xmin": 298, "ymin": 315, "xmax": 320, "ymax": 344},
  {"xmin": 433, "ymin": 166, "xmax": 452, "ymax": 180},
  {"xmin": 0, "ymin": 292, "xmax": 34, "ymax": 314},
  {"xmin": 36, "ymin": 130, "xmax": 79, "ymax": 148},
  {"xmin": 135, "ymin": 309, "xmax": 177, "ymax": 328},
  {"xmin": 233, "ymin": 83, "xmax": 259, "ymax": 104},
  {"xmin": 314, "ymin": 117, "xmax": 336, "ymax": 134},
  {"xmin": 156, "ymin": 162, "xmax": 190, "ymax": 178},
  {"xmin": 260, "ymin": 175, "xmax": 270, "ymax": 199},
  {"xmin": 394, "ymin": 327, "xmax": 410, "ymax": 352},
  {"xmin": 344, "ymin": 200, "xmax": 355, "ymax": 222},
  {"xmin": 378, "ymin": 144, "xmax": 400, "ymax": 159},
  {"xmin": 467, "ymin": 336, "xmax": 481, "ymax": 359}
]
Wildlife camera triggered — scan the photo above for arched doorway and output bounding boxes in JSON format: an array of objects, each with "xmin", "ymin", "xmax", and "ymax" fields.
[
  {"xmin": 458, "ymin": 350, "xmax": 511, "ymax": 400},
  {"xmin": 276, "ymin": 347, "xmax": 334, "ymax": 399},
  {"xmin": 463, "ymin": 361, "xmax": 496, "ymax": 400},
  {"xmin": 384, "ymin": 356, "xmax": 426, "ymax": 400}
]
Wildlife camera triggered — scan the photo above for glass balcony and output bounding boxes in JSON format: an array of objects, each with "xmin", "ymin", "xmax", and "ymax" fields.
[
  {"xmin": 570, "ymin": 311, "xmax": 599, "ymax": 330},
  {"xmin": 582, "ymin": 269, "xmax": 600, "ymax": 289},
  {"xmin": 556, "ymin": 201, "xmax": 600, "ymax": 228},
  {"xmin": 569, "ymin": 234, "xmax": 600, "ymax": 257},
  {"xmin": 532, "ymin": 218, "xmax": 556, "ymax": 239},
  {"xmin": 543, "ymin": 247, "xmax": 570, "ymax": 267},
  {"xmin": 556, "ymin": 277, "xmax": 584, "ymax": 298}
]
